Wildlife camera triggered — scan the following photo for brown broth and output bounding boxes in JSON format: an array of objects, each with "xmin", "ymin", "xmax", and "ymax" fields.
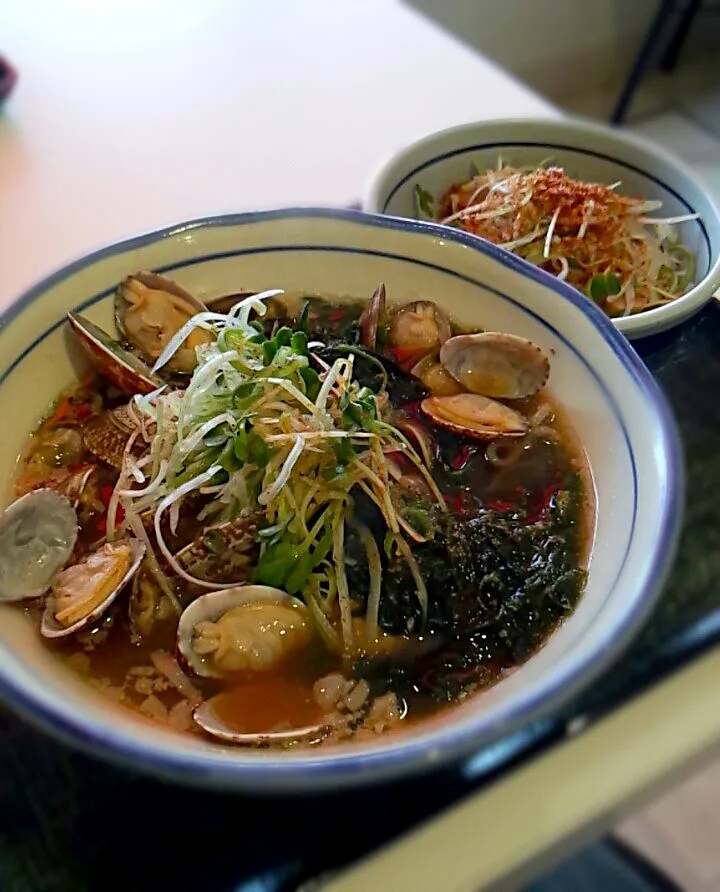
[
  {"xmin": 209, "ymin": 679, "xmax": 326, "ymax": 735},
  {"xmin": 42, "ymin": 593, "xmax": 344, "ymax": 738},
  {"xmin": 13, "ymin": 299, "xmax": 595, "ymax": 747}
]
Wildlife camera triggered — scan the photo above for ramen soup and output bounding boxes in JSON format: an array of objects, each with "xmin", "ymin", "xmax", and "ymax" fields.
[{"xmin": 0, "ymin": 275, "xmax": 593, "ymax": 748}]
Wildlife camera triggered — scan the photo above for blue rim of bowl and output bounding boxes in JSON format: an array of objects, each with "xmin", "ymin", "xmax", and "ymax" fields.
[{"xmin": 0, "ymin": 208, "xmax": 684, "ymax": 790}]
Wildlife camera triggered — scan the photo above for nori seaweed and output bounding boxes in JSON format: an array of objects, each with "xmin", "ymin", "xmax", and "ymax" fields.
[{"xmin": 354, "ymin": 475, "xmax": 588, "ymax": 703}]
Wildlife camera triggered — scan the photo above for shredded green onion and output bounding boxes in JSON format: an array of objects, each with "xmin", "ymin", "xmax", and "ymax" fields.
[{"xmin": 111, "ymin": 290, "xmax": 440, "ymax": 655}]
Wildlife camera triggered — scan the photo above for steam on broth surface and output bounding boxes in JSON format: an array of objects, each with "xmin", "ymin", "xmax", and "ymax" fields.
[{"xmin": 1, "ymin": 276, "xmax": 593, "ymax": 747}]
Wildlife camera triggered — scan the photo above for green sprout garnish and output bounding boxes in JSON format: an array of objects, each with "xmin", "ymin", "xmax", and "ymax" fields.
[{"xmin": 121, "ymin": 291, "xmax": 446, "ymax": 655}]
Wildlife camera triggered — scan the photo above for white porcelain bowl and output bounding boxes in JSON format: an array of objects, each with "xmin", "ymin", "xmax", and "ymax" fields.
[
  {"xmin": 363, "ymin": 117, "xmax": 720, "ymax": 339},
  {"xmin": 0, "ymin": 209, "xmax": 681, "ymax": 792}
]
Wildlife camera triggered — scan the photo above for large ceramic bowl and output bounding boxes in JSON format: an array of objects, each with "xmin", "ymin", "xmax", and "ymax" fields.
[
  {"xmin": 0, "ymin": 209, "xmax": 682, "ymax": 792},
  {"xmin": 363, "ymin": 117, "xmax": 720, "ymax": 339}
]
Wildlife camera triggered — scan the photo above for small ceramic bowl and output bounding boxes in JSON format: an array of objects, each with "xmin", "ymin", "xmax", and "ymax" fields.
[
  {"xmin": 363, "ymin": 117, "xmax": 720, "ymax": 339},
  {"xmin": 0, "ymin": 209, "xmax": 681, "ymax": 792}
]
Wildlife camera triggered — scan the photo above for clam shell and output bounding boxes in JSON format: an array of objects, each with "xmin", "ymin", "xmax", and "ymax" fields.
[
  {"xmin": 358, "ymin": 284, "xmax": 386, "ymax": 349},
  {"xmin": 0, "ymin": 490, "xmax": 78, "ymax": 602},
  {"xmin": 115, "ymin": 272, "xmax": 210, "ymax": 374},
  {"xmin": 67, "ymin": 312, "xmax": 162, "ymax": 396},
  {"xmin": 193, "ymin": 698, "xmax": 323, "ymax": 746},
  {"xmin": 440, "ymin": 332, "xmax": 550, "ymax": 399},
  {"xmin": 177, "ymin": 585, "xmax": 309, "ymax": 678},
  {"xmin": 174, "ymin": 512, "xmax": 261, "ymax": 586},
  {"xmin": 83, "ymin": 405, "xmax": 139, "ymax": 470},
  {"xmin": 421, "ymin": 394, "xmax": 528, "ymax": 441},
  {"xmin": 41, "ymin": 538, "xmax": 145, "ymax": 638}
]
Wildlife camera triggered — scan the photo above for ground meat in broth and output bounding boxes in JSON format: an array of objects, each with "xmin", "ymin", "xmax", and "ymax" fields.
[{"xmin": 10, "ymin": 289, "xmax": 592, "ymax": 748}]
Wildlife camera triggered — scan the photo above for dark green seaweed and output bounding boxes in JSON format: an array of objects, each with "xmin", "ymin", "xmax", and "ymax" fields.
[
  {"xmin": 354, "ymin": 476, "xmax": 587, "ymax": 703},
  {"xmin": 259, "ymin": 290, "xmax": 590, "ymax": 708},
  {"xmin": 312, "ymin": 342, "xmax": 429, "ymax": 406}
]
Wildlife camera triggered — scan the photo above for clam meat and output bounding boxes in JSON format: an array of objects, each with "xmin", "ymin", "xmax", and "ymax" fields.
[
  {"xmin": 358, "ymin": 284, "xmax": 386, "ymax": 349},
  {"xmin": 115, "ymin": 272, "xmax": 212, "ymax": 375},
  {"xmin": 41, "ymin": 538, "xmax": 145, "ymax": 638},
  {"xmin": 388, "ymin": 300, "xmax": 452, "ymax": 358},
  {"xmin": 177, "ymin": 585, "xmax": 314, "ymax": 678},
  {"xmin": 410, "ymin": 354, "xmax": 463, "ymax": 396},
  {"xmin": 83, "ymin": 404, "xmax": 141, "ymax": 470}
]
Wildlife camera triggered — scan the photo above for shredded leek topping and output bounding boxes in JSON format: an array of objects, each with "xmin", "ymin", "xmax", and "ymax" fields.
[
  {"xmin": 415, "ymin": 162, "xmax": 698, "ymax": 317},
  {"xmin": 110, "ymin": 292, "xmax": 444, "ymax": 654}
]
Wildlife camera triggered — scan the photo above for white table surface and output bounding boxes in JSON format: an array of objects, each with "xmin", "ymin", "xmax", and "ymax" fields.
[{"xmin": 0, "ymin": 0, "xmax": 554, "ymax": 307}]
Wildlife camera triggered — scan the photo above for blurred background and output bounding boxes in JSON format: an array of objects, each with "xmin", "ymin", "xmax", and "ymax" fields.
[{"xmin": 409, "ymin": 0, "xmax": 720, "ymax": 202}]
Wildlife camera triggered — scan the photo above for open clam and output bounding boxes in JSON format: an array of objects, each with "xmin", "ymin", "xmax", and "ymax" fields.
[
  {"xmin": 115, "ymin": 272, "xmax": 212, "ymax": 375},
  {"xmin": 358, "ymin": 284, "xmax": 386, "ymax": 349},
  {"xmin": 440, "ymin": 332, "xmax": 550, "ymax": 400},
  {"xmin": 41, "ymin": 538, "xmax": 145, "ymax": 638},
  {"xmin": 67, "ymin": 313, "xmax": 163, "ymax": 396},
  {"xmin": 388, "ymin": 300, "xmax": 452, "ymax": 362},
  {"xmin": 421, "ymin": 394, "xmax": 528, "ymax": 441},
  {"xmin": 177, "ymin": 585, "xmax": 314, "ymax": 678},
  {"xmin": 0, "ymin": 490, "xmax": 78, "ymax": 602},
  {"xmin": 179, "ymin": 586, "xmax": 323, "ymax": 745}
]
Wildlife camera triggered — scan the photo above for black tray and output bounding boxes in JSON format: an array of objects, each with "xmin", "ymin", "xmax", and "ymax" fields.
[{"xmin": 2, "ymin": 303, "xmax": 720, "ymax": 892}]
